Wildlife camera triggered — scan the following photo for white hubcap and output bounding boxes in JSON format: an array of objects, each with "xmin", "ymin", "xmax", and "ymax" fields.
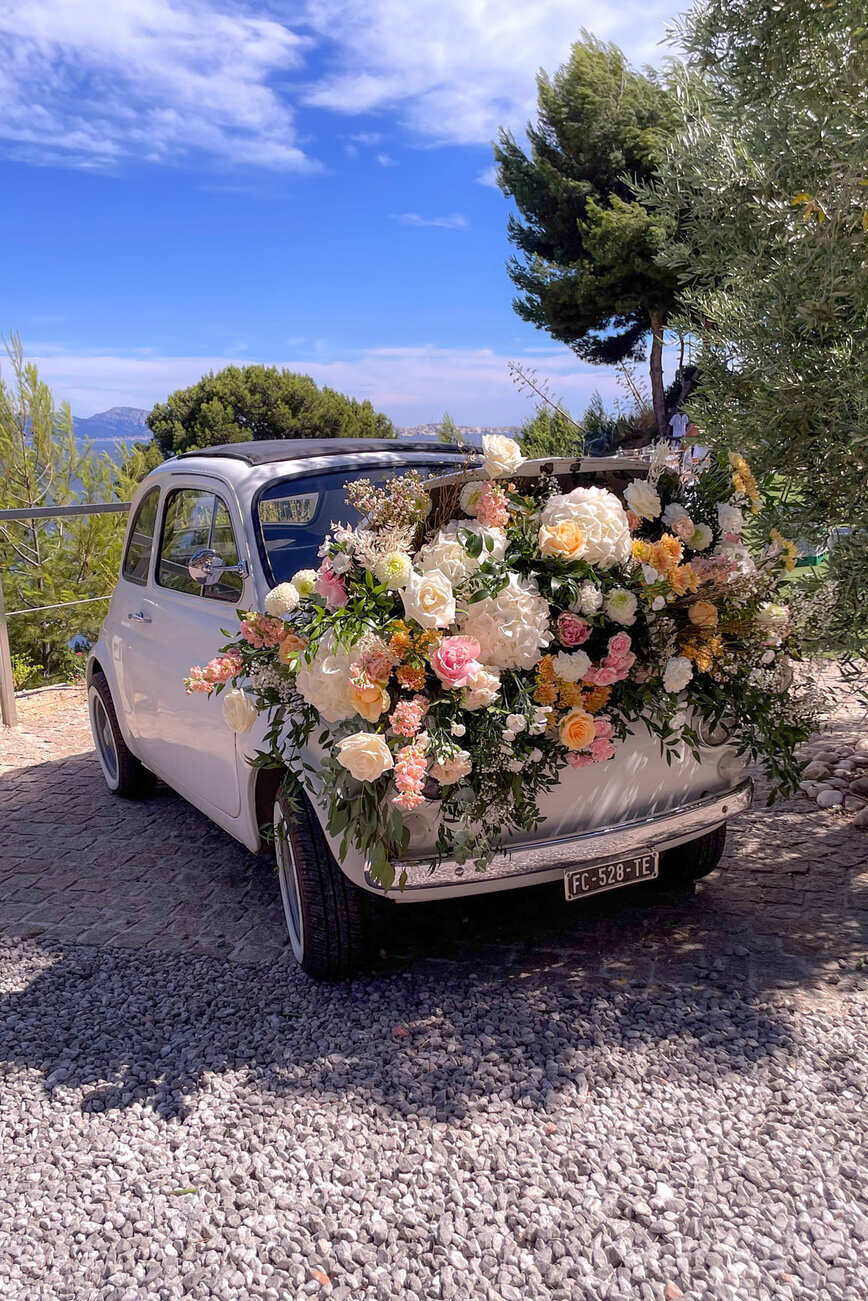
[
  {"xmin": 89, "ymin": 686, "xmax": 120, "ymax": 790},
  {"xmin": 274, "ymin": 800, "xmax": 304, "ymax": 961}
]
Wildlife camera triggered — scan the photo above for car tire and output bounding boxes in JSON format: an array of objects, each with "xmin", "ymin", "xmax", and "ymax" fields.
[
  {"xmin": 274, "ymin": 787, "xmax": 370, "ymax": 980},
  {"xmin": 659, "ymin": 823, "xmax": 727, "ymax": 887},
  {"xmin": 88, "ymin": 672, "xmax": 154, "ymax": 798}
]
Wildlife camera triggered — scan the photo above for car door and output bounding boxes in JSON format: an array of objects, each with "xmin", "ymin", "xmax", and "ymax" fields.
[{"xmin": 125, "ymin": 480, "xmax": 250, "ymax": 817}]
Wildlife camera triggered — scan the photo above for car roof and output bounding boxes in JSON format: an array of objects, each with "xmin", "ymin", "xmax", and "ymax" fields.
[{"xmin": 176, "ymin": 438, "xmax": 471, "ymax": 466}]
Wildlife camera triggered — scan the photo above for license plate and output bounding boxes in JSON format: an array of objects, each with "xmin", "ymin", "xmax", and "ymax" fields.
[{"xmin": 564, "ymin": 852, "xmax": 658, "ymax": 902}]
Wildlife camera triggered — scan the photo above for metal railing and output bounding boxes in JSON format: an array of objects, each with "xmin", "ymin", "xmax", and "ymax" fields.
[{"xmin": 0, "ymin": 501, "xmax": 131, "ymax": 726}]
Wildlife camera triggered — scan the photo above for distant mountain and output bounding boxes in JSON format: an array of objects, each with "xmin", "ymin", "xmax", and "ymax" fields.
[{"xmin": 74, "ymin": 406, "xmax": 149, "ymax": 444}]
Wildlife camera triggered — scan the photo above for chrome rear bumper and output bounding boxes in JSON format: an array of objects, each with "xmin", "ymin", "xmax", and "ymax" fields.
[{"xmin": 390, "ymin": 778, "xmax": 753, "ymax": 895}]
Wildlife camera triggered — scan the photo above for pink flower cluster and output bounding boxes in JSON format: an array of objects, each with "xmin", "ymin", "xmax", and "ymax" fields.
[
  {"xmin": 566, "ymin": 716, "xmax": 616, "ymax": 768},
  {"xmin": 584, "ymin": 632, "xmax": 636, "ymax": 688},
  {"xmin": 360, "ymin": 643, "xmax": 394, "ymax": 683},
  {"xmin": 430, "ymin": 635, "xmax": 481, "ymax": 688},
  {"xmin": 240, "ymin": 613, "xmax": 284, "ymax": 649},
  {"xmin": 184, "ymin": 650, "xmax": 243, "ymax": 695},
  {"xmin": 475, "ymin": 484, "xmax": 510, "ymax": 529},
  {"xmin": 393, "ymin": 742, "xmax": 428, "ymax": 811},
  {"xmin": 315, "ymin": 560, "xmax": 347, "ymax": 610},
  {"xmin": 390, "ymin": 695, "xmax": 429, "ymax": 738},
  {"xmin": 672, "ymin": 516, "xmax": 696, "ymax": 542},
  {"xmin": 556, "ymin": 611, "xmax": 591, "ymax": 647}
]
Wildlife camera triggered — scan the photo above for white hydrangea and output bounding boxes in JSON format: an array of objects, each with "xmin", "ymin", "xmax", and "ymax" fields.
[
  {"xmin": 663, "ymin": 656, "xmax": 693, "ymax": 694},
  {"xmin": 263, "ymin": 582, "xmax": 299, "ymax": 616},
  {"xmin": 416, "ymin": 520, "xmax": 507, "ymax": 584},
  {"xmin": 295, "ymin": 633, "xmax": 357, "ymax": 723},
  {"xmin": 540, "ymin": 486, "xmax": 631, "ymax": 570},
  {"xmin": 574, "ymin": 581, "xmax": 603, "ymax": 616},
  {"xmin": 458, "ymin": 573, "xmax": 551, "ymax": 670},
  {"xmin": 624, "ymin": 479, "xmax": 662, "ymax": 521},
  {"xmin": 605, "ymin": 588, "xmax": 638, "ymax": 626},
  {"xmin": 551, "ymin": 650, "xmax": 591, "ymax": 683},
  {"xmin": 717, "ymin": 502, "xmax": 745, "ymax": 535}
]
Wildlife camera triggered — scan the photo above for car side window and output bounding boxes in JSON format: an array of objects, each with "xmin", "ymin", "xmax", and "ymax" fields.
[
  {"xmin": 121, "ymin": 487, "xmax": 160, "ymax": 586},
  {"xmin": 157, "ymin": 488, "xmax": 243, "ymax": 602}
]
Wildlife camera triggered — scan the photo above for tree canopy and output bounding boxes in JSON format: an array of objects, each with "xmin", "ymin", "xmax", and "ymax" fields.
[
  {"xmin": 495, "ymin": 36, "xmax": 679, "ymax": 436},
  {"xmin": 146, "ymin": 364, "xmax": 395, "ymax": 456}
]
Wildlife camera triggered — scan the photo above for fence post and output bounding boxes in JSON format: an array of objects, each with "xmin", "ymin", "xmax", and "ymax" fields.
[{"xmin": 0, "ymin": 575, "xmax": 17, "ymax": 727}]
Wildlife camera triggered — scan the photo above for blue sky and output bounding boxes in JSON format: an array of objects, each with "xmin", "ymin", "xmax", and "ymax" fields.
[{"xmin": 0, "ymin": 0, "xmax": 679, "ymax": 424}]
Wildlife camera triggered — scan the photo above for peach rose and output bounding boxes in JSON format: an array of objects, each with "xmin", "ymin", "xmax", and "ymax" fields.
[
  {"xmin": 278, "ymin": 632, "xmax": 307, "ymax": 664},
  {"xmin": 351, "ymin": 683, "xmax": 390, "ymax": 722},
  {"xmin": 538, "ymin": 519, "xmax": 586, "ymax": 561},
  {"xmin": 559, "ymin": 707, "xmax": 597, "ymax": 751},
  {"xmin": 688, "ymin": 600, "xmax": 718, "ymax": 629}
]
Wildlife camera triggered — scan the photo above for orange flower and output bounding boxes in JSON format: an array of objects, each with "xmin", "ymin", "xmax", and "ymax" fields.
[
  {"xmin": 657, "ymin": 534, "xmax": 684, "ymax": 571},
  {"xmin": 626, "ymin": 510, "xmax": 641, "ymax": 532},
  {"xmin": 534, "ymin": 683, "xmax": 559, "ymax": 706},
  {"xmin": 558, "ymin": 682, "xmax": 584, "ymax": 709},
  {"xmin": 536, "ymin": 655, "xmax": 557, "ymax": 683},
  {"xmin": 538, "ymin": 519, "xmax": 586, "ymax": 561},
  {"xmin": 388, "ymin": 631, "xmax": 411, "ymax": 659},
  {"xmin": 670, "ymin": 563, "xmax": 699, "ymax": 595},
  {"xmin": 278, "ymin": 632, "xmax": 307, "ymax": 663},
  {"xmin": 632, "ymin": 539, "xmax": 652, "ymax": 565},
  {"xmin": 583, "ymin": 685, "xmax": 612, "ymax": 713},
  {"xmin": 559, "ymin": 707, "xmax": 597, "ymax": 751},
  {"xmin": 688, "ymin": 600, "xmax": 718, "ymax": 628},
  {"xmin": 396, "ymin": 663, "xmax": 427, "ymax": 691}
]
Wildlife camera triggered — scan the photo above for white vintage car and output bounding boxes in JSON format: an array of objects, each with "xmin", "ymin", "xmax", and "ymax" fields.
[{"xmin": 87, "ymin": 439, "xmax": 751, "ymax": 977}]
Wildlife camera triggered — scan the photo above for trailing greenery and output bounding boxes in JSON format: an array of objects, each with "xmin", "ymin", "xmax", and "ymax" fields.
[
  {"xmin": 648, "ymin": 0, "xmax": 868, "ymax": 657},
  {"xmin": 495, "ymin": 36, "xmax": 680, "ymax": 437},
  {"xmin": 146, "ymin": 363, "xmax": 395, "ymax": 457}
]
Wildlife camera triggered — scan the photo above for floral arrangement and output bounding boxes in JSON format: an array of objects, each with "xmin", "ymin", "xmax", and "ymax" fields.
[{"xmin": 186, "ymin": 435, "xmax": 817, "ymax": 888}]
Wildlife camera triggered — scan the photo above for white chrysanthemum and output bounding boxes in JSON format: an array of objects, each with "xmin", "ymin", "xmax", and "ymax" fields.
[
  {"xmin": 458, "ymin": 572, "xmax": 551, "ymax": 670},
  {"xmin": 551, "ymin": 650, "xmax": 591, "ymax": 683},
  {"xmin": 690, "ymin": 523, "xmax": 713, "ymax": 551},
  {"xmin": 663, "ymin": 656, "xmax": 693, "ymax": 694},
  {"xmin": 459, "ymin": 480, "xmax": 486, "ymax": 516},
  {"xmin": 605, "ymin": 588, "xmax": 638, "ymax": 627},
  {"xmin": 624, "ymin": 479, "xmax": 662, "ymax": 521},
  {"xmin": 374, "ymin": 550, "xmax": 412, "ymax": 589},
  {"xmin": 574, "ymin": 581, "xmax": 603, "ymax": 616},
  {"xmin": 416, "ymin": 520, "xmax": 507, "ymax": 583},
  {"xmin": 295, "ymin": 633, "xmax": 357, "ymax": 723},
  {"xmin": 263, "ymin": 582, "xmax": 299, "ymax": 616},
  {"xmin": 662, "ymin": 502, "xmax": 690, "ymax": 528},
  {"xmin": 482, "ymin": 433, "xmax": 523, "ymax": 478},
  {"xmin": 290, "ymin": 569, "xmax": 317, "ymax": 597},
  {"xmin": 540, "ymin": 487, "xmax": 631, "ymax": 570},
  {"xmin": 717, "ymin": 502, "xmax": 744, "ymax": 535}
]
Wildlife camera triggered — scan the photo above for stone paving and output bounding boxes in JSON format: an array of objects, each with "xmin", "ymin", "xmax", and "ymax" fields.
[{"xmin": 1, "ymin": 681, "xmax": 866, "ymax": 996}]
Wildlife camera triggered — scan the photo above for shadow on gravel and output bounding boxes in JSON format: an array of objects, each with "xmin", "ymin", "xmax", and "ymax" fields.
[{"xmin": 1, "ymin": 748, "xmax": 865, "ymax": 1123}]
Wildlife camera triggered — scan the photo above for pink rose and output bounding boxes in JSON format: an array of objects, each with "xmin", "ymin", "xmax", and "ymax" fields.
[
  {"xmin": 673, "ymin": 516, "xmax": 696, "ymax": 542},
  {"xmin": 590, "ymin": 738, "xmax": 616, "ymax": 762},
  {"xmin": 566, "ymin": 752, "xmax": 595, "ymax": 769},
  {"xmin": 430, "ymin": 635, "xmax": 482, "ymax": 689},
  {"xmin": 315, "ymin": 560, "xmax": 347, "ymax": 610},
  {"xmin": 594, "ymin": 716, "xmax": 615, "ymax": 740},
  {"xmin": 557, "ymin": 612, "xmax": 591, "ymax": 647},
  {"xmin": 607, "ymin": 632, "xmax": 632, "ymax": 658},
  {"xmin": 591, "ymin": 666, "xmax": 619, "ymax": 687}
]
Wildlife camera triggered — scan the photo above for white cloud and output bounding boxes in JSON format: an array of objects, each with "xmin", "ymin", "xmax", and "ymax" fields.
[
  {"xmin": 0, "ymin": 0, "xmax": 311, "ymax": 170},
  {"xmin": 375, "ymin": 152, "xmax": 396, "ymax": 167},
  {"xmin": 476, "ymin": 165, "xmax": 499, "ymax": 188},
  {"xmin": 392, "ymin": 212, "xmax": 468, "ymax": 229},
  {"xmin": 29, "ymin": 344, "xmax": 623, "ymax": 426},
  {"xmin": 300, "ymin": 0, "xmax": 676, "ymax": 145}
]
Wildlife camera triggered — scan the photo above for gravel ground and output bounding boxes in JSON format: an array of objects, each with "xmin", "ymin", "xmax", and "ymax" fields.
[{"xmin": 1, "ymin": 936, "xmax": 865, "ymax": 1301}]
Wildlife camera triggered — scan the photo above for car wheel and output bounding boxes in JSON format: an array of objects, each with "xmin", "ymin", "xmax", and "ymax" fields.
[
  {"xmin": 273, "ymin": 788, "xmax": 370, "ymax": 980},
  {"xmin": 88, "ymin": 672, "xmax": 154, "ymax": 798},
  {"xmin": 659, "ymin": 823, "xmax": 727, "ymax": 887}
]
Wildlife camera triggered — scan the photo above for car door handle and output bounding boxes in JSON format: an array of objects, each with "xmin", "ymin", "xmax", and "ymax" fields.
[{"xmin": 127, "ymin": 610, "xmax": 152, "ymax": 623}]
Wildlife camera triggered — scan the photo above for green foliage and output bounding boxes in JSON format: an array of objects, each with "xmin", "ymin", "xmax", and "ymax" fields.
[
  {"xmin": 146, "ymin": 363, "xmax": 395, "ymax": 456},
  {"xmin": 436, "ymin": 411, "xmax": 466, "ymax": 446},
  {"xmin": 651, "ymin": 0, "xmax": 868, "ymax": 656},
  {"xmin": 0, "ymin": 336, "xmax": 125, "ymax": 681},
  {"xmin": 518, "ymin": 393, "xmax": 623, "ymax": 459},
  {"xmin": 10, "ymin": 652, "xmax": 39, "ymax": 691},
  {"xmin": 113, "ymin": 438, "xmax": 164, "ymax": 493},
  {"xmin": 495, "ymin": 36, "xmax": 680, "ymax": 434}
]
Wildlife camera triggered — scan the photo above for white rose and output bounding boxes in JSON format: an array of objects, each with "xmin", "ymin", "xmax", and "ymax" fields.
[
  {"xmin": 336, "ymin": 732, "xmax": 394, "ymax": 782},
  {"xmin": 290, "ymin": 569, "xmax": 317, "ymax": 597},
  {"xmin": 624, "ymin": 479, "xmax": 661, "ymax": 521},
  {"xmin": 690, "ymin": 523, "xmax": 713, "ymax": 551},
  {"xmin": 605, "ymin": 588, "xmax": 638, "ymax": 626},
  {"xmin": 295, "ymin": 633, "xmax": 357, "ymax": 722},
  {"xmin": 263, "ymin": 582, "xmax": 300, "ymax": 616},
  {"xmin": 458, "ymin": 572, "xmax": 550, "ymax": 670},
  {"xmin": 374, "ymin": 550, "xmax": 412, "ymax": 589},
  {"xmin": 401, "ymin": 567, "xmax": 456, "ymax": 629},
  {"xmin": 430, "ymin": 749, "xmax": 473, "ymax": 785},
  {"xmin": 222, "ymin": 688, "xmax": 258, "ymax": 734},
  {"xmin": 574, "ymin": 581, "xmax": 603, "ymax": 616},
  {"xmin": 662, "ymin": 502, "xmax": 690, "ymax": 528},
  {"xmin": 506, "ymin": 713, "xmax": 527, "ymax": 733},
  {"xmin": 482, "ymin": 433, "xmax": 523, "ymax": 478},
  {"xmin": 462, "ymin": 667, "xmax": 501, "ymax": 710},
  {"xmin": 663, "ymin": 656, "xmax": 694, "ymax": 694},
  {"xmin": 717, "ymin": 502, "xmax": 744, "ymax": 535},
  {"xmin": 540, "ymin": 487, "xmax": 631, "ymax": 570},
  {"xmin": 417, "ymin": 521, "xmax": 507, "ymax": 584},
  {"xmin": 459, "ymin": 480, "xmax": 486, "ymax": 515},
  {"xmin": 551, "ymin": 650, "xmax": 591, "ymax": 683}
]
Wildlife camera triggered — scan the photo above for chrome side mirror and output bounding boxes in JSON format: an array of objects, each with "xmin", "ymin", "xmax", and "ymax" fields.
[{"xmin": 188, "ymin": 547, "xmax": 249, "ymax": 586}]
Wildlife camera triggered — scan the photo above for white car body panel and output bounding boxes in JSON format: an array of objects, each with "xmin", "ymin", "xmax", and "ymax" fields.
[{"xmin": 89, "ymin": 446, "xmax": 748, "ymax": 902}]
